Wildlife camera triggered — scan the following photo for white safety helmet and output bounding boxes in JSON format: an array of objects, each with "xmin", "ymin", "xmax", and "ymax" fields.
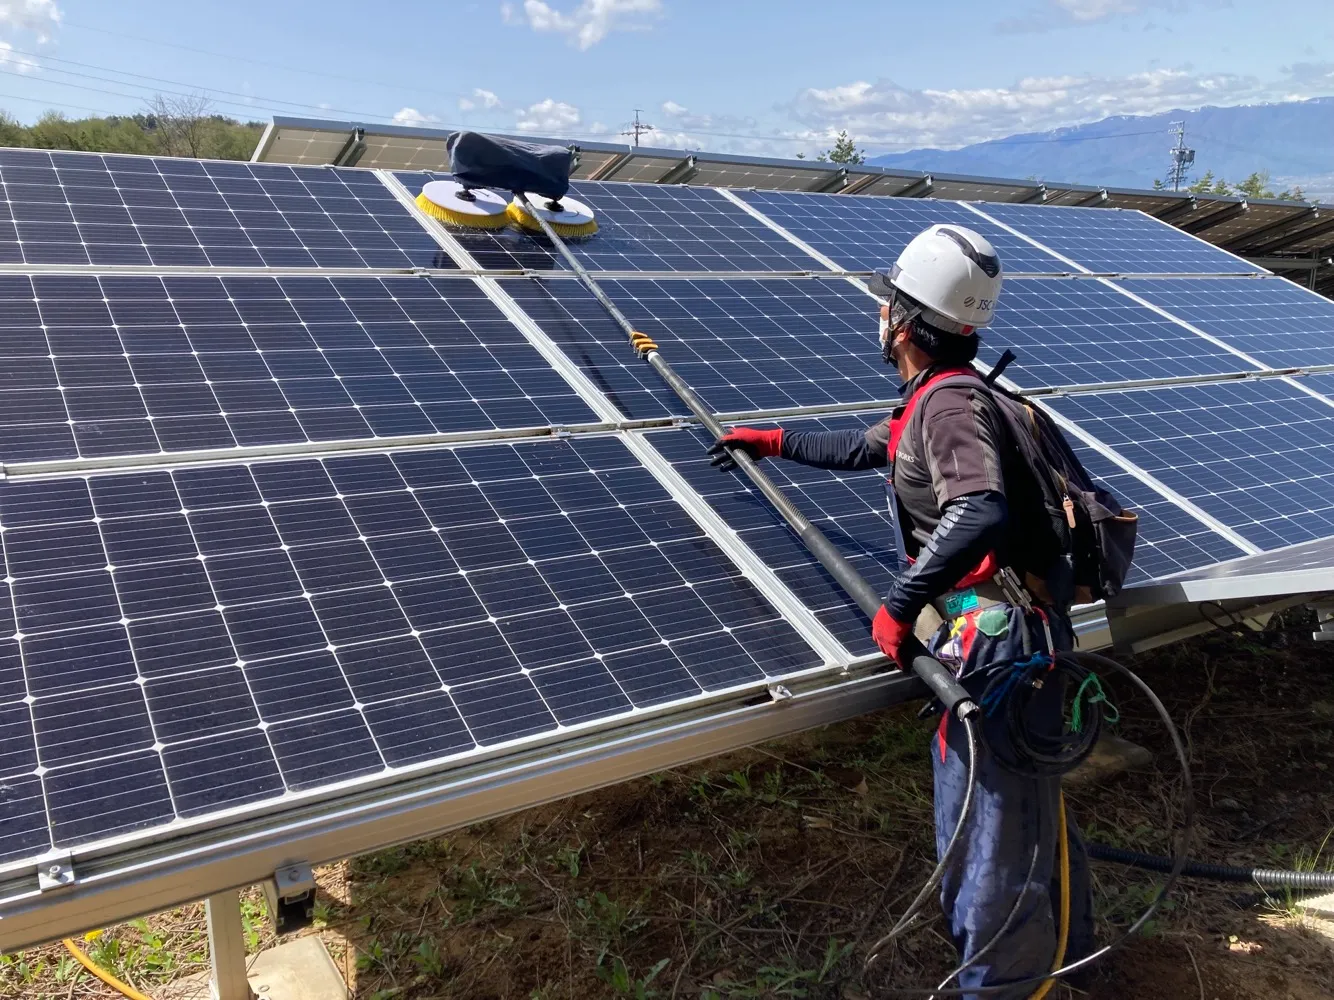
[{"xmin": 868, "ymin": 225, "xmax": 1003, "ymax": 336}]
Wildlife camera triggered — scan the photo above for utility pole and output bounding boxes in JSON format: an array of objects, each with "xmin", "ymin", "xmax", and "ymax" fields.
[
  {"xmin": 1167, "ymin": 121, "xmax": 1195, "ymax": 192},
  {"xmin": 621, "ymin": 109, "xmax": 655, "ymax": 147}
]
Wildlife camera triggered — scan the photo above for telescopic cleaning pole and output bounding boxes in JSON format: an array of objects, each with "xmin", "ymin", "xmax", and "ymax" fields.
[{"xmin": 512, "ymin": 193, "xmax": 978, "ymax": 721}]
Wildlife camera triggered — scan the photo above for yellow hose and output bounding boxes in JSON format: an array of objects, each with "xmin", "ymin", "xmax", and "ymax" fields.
[
  {"xmin": 1027, "ymin": 791, "xmax": 1070, "ymax": 1000},
  {"xmin": 62, "ymin": 937, "xmax": 155, "ymax": 1000}
]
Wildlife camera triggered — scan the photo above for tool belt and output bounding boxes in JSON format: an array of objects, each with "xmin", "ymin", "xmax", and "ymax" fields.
[{"xmin": 914, "ymin": 582, "xmax": 1008, "ymax": 641}]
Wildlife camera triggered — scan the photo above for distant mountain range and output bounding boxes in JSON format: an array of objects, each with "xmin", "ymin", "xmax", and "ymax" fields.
[{"xmin": 868, "ymin": 98, "xmax": 1334, "ymax": 202}]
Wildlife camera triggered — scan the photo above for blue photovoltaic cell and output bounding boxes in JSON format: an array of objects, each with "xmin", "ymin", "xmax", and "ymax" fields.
[
  {"xmin": 1063, "ymin": 439, "xmax": 1247, "ymax": 583},
  {"xmin": 1047, "ymin": 379, "xmax": 1334, "ymax": 551},
  {"xmin": 0, "ymin": 274, "xmax": 598, "ymax": 462},
  {"xmin": 646, "ymin": 415, "xmax": 901, "ymax": 656},
  {"xmin": 0, "ymin": 436, "xmax": 822, "ymax": 864},
  {"xmin": 735, "ymin": 189, "xmax": 1066, "ymax": 273},
  {"xmin": 973, "ymin": 203, "xmax": 1262, "ymax": 275},
  {"xmin": 0, "ymin": 149, "xmax": 451, "ymax": 269},
  {"xmin": 1117, "ymin": 277, "xmax": 1334, "ymax": 370},
  {"xmin": 506, "ymin": 277, "xmax": 894, "ymax": 420},
  {"xmin": 396, "ymin": 174, "xmax": 824, "ymax": 272},
  {"xmin": 977, "ymin": 278, "xmax": 1257, "ymax": 389}
]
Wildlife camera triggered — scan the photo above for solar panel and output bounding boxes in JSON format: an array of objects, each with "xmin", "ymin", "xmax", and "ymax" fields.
[
  {"xmin": 1117, "ymin": 277, "xmax": 1334, "ymax": 369},
  {"xmin": 1047, "ymin": 379, "xmax": 1334, "ymax": 551},
  {"xmin": 0, "ymin": 149, "xmax": 451, "ymax": 269},
  {"xmin": 734, "ymin": 189, "xmax": 1067, "ymax": 273},
  {"xmin": 0, "ymin": 435, "xmax": 825, "ymax": 864},
  {"xmin": 978, "ymin": 278, "xmax": 1259, "ymax": 388},
  {"xmin": 1119, "ymin": 533, "xmax": 1334, "ymax": 603},
  {"xmin": 1064, "ymin": 439, "xmax": 1248, "ymax": 583},
  {"xmin": 971, "ymin": 203, "xmax": 1262, "ymax": 275},
  {"xmin": 396, "ymin": 174, "xmax": 826, "ymax": 272},
  {"xmin": 645, "ymin": 416, "xmax": 900, "ymax": 657},
  {"xmin": 503, "ymin": 277, "xmax": 893, "ymax": 420},
  {"xmin": 0, "ymin": 274, "xmax": 598, "ymax": 463}
]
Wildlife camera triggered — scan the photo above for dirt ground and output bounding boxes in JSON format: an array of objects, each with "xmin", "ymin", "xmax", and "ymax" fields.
[{"xmin": 3, "ymin": 613, "xmax": 1334, "ymax": 1000}]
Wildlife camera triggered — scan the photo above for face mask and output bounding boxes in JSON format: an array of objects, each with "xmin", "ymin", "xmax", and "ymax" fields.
[{"xmin": 879, "ymin": 304, "xmax": 895, "ymax": 366}]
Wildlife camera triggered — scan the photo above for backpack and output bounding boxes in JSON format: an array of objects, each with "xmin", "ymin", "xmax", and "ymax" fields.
[{"xmin": 898, "ymin": 358, "xmax": 1138, "ymax": 606}]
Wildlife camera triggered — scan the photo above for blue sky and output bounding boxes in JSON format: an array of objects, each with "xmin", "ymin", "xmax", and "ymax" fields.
[{"xmin": 0, "ymin": 0, "xmax": 1331, "ymax": 156}]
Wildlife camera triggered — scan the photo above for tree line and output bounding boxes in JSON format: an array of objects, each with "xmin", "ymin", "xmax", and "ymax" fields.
[
  {"xmin": 0, "ymin": 95, "xmax": 263, "ymax": 161},
  {"xmin": 1154, "ymin": 168, "xmax": 1305, "ymax": 201}
]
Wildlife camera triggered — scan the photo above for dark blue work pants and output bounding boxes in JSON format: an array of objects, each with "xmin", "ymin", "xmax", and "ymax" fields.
[{"xmin": 928, "ymin": 604, "xmax": 1094, "ymax": 1000}]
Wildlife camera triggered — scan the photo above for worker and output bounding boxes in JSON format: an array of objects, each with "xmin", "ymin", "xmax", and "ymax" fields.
[{"xmin": 708, "ymin": 225, "xmax": 1094, "ymax": 999}]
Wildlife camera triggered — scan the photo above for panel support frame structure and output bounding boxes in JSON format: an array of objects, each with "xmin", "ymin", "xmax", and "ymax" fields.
[
  {"xmin": 1180, "ymin": 199, "xmax": 1248, "ymax": 235},
  {"xmin": 331, "ymin": 126, "xmax": 367, "ymax": 168},
  {"xmin": 657, "ymin": 155, "xmax": 699, "ymax": 186},
  {"xmin": 892, "ymin": 175, "xmax": 934, "ymax": 199},
  {"xmin": 207, "ymin": 890, "xmax": 254, "ymax": 1000},
  {"xmin": 1222, "ymin": 206, "xmax": 1318, "ymax": 251}
]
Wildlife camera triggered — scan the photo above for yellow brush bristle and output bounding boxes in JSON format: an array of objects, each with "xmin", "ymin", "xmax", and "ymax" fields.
[
  {"xmin": 416, "ymin": 192, "xmax": 510, "ymax": 230},
  {"xmin": 506, "ymin": 201, "xmax": 599, "ymax": 238}
]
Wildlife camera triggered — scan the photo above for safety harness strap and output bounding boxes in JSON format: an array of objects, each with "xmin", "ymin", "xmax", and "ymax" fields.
[{"xmin": 886, "ymin": 366, "xmax": 980, "ymax": 462}]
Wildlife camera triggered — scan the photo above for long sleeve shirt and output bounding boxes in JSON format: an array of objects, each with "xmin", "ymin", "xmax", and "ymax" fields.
[{"xmin": 778, "ymin": 368, "xmax": 1011, "ymax": 622}]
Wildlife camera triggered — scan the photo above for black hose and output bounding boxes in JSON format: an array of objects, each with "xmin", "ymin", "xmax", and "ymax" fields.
[
  {"xmin": 1087, "ymin": 843, "xmax": 1334, "ymax": 888},
  {"xmin": 980, "ymin": 652, "xmax": 1103, "ymax": 779}
]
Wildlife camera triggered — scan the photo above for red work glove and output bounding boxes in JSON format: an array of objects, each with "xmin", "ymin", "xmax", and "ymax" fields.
[
  {"xmin": 872, "ymin": 605, "xmax": 913, "ymax": 667},
  {"xmin": 708, "ymin": 426, "xmax": 784, "ymax": 471}
]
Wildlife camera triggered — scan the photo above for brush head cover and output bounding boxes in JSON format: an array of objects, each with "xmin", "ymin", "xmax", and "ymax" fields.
[
  {"xmin": 507, "ymin": 193, "xmax": 599, "ymax": 238},
  {"xmin": 447, "ymin": 131, "xmax": 573, "ymax": 201},
  {"xmin": 416, "ymin": 180, "xmax": 509, "ymax": 229}
]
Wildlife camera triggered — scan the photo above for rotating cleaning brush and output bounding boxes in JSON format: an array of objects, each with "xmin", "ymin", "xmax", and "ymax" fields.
[
  {"xmin": 416, "ymin": 179, "xmax": 509, "ymax": 229},
  {"xmin": 506, "ymin": 192, "xmax": 599, "ymax": 238}
]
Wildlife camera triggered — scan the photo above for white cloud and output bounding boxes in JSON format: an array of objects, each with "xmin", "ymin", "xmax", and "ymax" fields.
[
  {"xmin": 788, "ymin": 65, "xmax": 1334, "ymax": 151},
  {"xmin": 511, "ymin": 0, "xmax": 661, "ymax": 50},
  {"xmin": 0, "ymin": 40, "xmax": 37, "ymax": 72},
  {"xmin": 0, "ymin": 0, "xmax": 60, "ymax": 40},
  {"xmin": 460, "ymin": 87, "xmax": 502, "ymax": 111},
  {"xmin": 661, "ymin": 100, "xmax": 688, "ymax": 117},
  {"xmin": 392, "ymin": 106, "xmax": 441, "ymax": 125},
  {"xmin": 515, "ymin": 97, "xmax": 582, "ymax": 132},
  {"xmin": 1054, "ymin": 0, "xmax": 1138, "ymax": 18},
  {"xmin": 999, "ymin": 0, "xmax": 1230, "ymax": 32}
]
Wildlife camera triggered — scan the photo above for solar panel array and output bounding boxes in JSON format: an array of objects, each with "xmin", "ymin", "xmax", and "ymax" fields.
[
  {"xmin": 0, "ymin": 149, "xmax": 449, "ymax": 269},
  {"xmin": 1047, "ymin": 379, "xmax": 1334, "ymax": 550},
  {"xmin": 507, "ymin": 277, "xmax": 895, "ymax": 419},
  {"xmin": 1118, "ymin": 277, "xmax": 1334, "ymax": 369},
  {"xmin": 0, "ymin": 437, "xmax": 823, "ymax": 861},
  {"xmin": 735, "ymin": 189, "xmax": 1066, "ymax": 273},
  {"xmin": 0, "ymin": 274, "xmax": 599, "ymax": 462},
  {"xmin": 0, "ymin": 147, "xmax": 1328, "ymax": 878},
  {"xmin": 647, "ymin": 415, "xmax": 900, "ymax": 656},
  {"xmin": 395, "ymin": 173, "xmax": 825, "ymax": 273},
  {"xmin": 967, "ymin": 202, "xmax": 1264, "ymax": 275},
  {"xmin": 974, "ymin": 278, "xmax": 1260, "ymax": 389}
]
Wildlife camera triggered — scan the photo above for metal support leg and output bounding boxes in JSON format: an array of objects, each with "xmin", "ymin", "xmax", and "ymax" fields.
[{"xmin": 207, "ymin": 890, "xmax": 254, "ymax": 1000}]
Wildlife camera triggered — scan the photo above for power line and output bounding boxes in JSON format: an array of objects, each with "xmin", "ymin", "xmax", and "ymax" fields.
[
  {"xmin": 0, "ymin": 90, "xmax": 121, "ymax": 118},
  {"xmin": 56, "ymin": 19, "xmax": 632, "ymax": 121},
  {"xmin": 0, "ymin": 51, "xmax": 412, "ymax": 123},
  {"xmin": 57, "ymin": 19, "xmax": 480, "ymax": 108}
]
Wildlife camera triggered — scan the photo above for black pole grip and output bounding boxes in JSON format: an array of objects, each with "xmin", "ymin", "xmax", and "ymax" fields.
[{"xmin": 903, "ymin": 636, "xmax": 978, "ymax": 719}]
